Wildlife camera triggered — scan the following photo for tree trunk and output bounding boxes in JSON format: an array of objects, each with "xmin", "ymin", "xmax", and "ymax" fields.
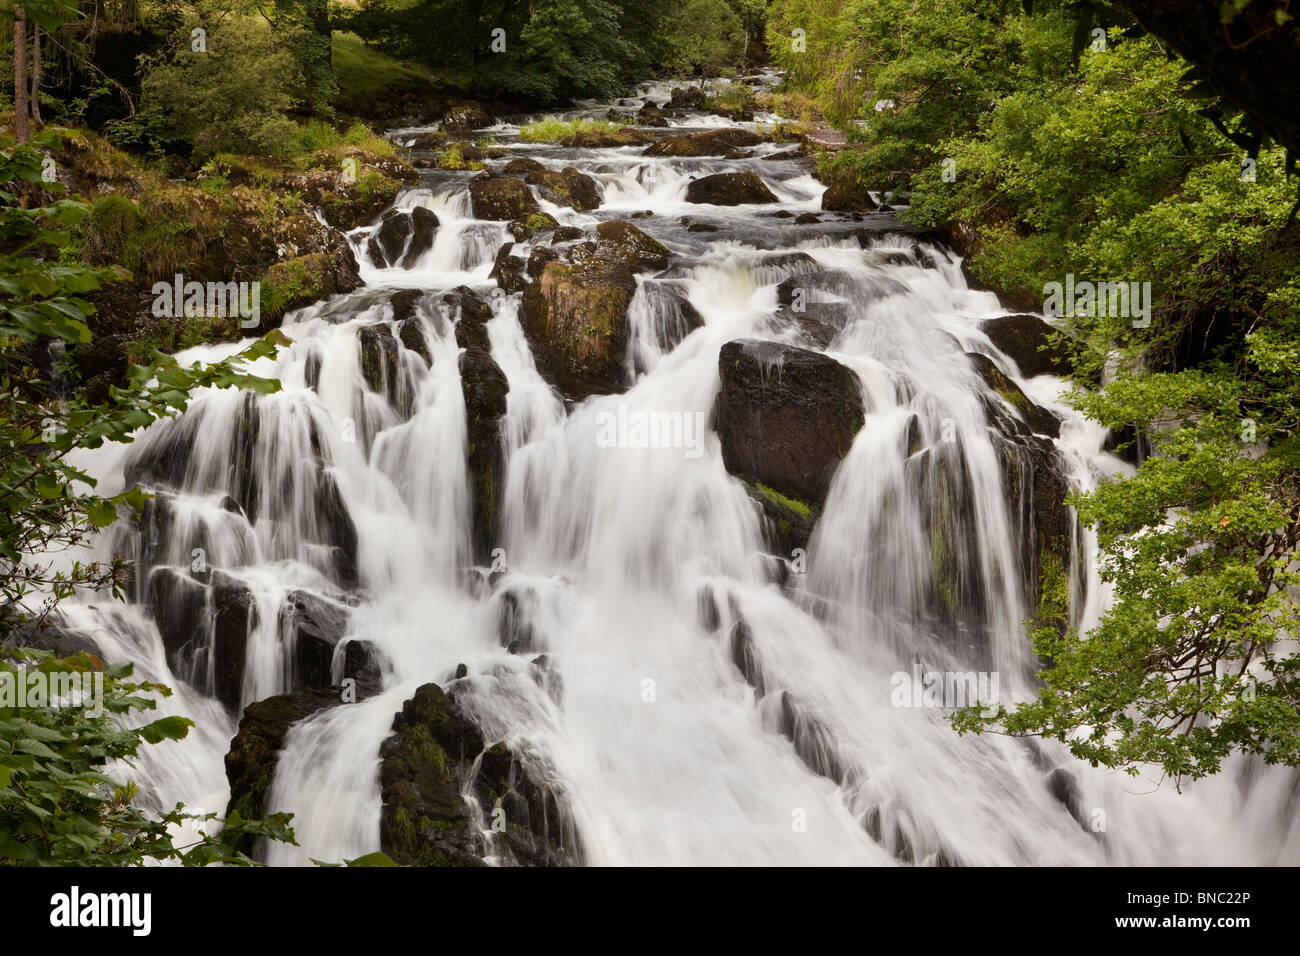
[
  {"xmin": 13, "ymin": 6, "xmax": 29, "ymax": 145},
  {"xmin": 30, "ymin": 25, "xmax": 41, "ymax": 126}
]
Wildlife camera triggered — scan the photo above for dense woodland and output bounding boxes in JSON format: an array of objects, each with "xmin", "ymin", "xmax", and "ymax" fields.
[{"xmin": 0, "ymin": 0, "xmax": 1298, "ymax": 864}]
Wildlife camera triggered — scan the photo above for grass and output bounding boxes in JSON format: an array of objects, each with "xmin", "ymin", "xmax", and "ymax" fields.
[
  {"xmin": 517, "ymin": 117, "xmax": 631, "ymax": 143},
  {"xmin": 332, "ymin": 31, "xmax": 434, "ymax": 99},
  {"xmin": 438, "ymin": 143, "xmax": 483, "ymax": 170},
  {"xmin": 291, "ymin": 118, "xmax": 397, "ymax": 161}
]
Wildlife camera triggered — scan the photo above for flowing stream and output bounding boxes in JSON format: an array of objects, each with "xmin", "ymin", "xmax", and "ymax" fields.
[{"xmin": 47, "ymin": 75, "xmax": 1300, "ymax": 866}]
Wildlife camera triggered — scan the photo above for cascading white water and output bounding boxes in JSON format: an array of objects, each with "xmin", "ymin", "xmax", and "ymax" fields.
[{"xmin": 40, "ymin": 76, "xmax": 1300, "ymax": 866}]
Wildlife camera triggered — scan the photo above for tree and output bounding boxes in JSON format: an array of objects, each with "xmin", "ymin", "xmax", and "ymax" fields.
[{"xmin": 13, "ymin": 4, "xmax": 28, "ymax": 143}]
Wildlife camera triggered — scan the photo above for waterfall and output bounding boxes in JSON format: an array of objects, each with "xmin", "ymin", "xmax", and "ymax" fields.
[{"xmin": 36, "ymin": 74, "xmax": 1300, "ymax": 867}]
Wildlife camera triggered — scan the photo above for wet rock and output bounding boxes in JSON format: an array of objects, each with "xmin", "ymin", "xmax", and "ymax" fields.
[
  {"xmin": 637, "ymin": 102, "xmax": 669, "ymax": 126},
  {"xmin": 794, "ymin": 212, "xmax": 821, "ymax": 225},
  {"xmin": 359, "ymin": 323, "xmax": 403, "ymax": 409},
  {"xmin": 967, "ymin": 352, "xmax": 1060, "ymax": 438},
  {"xmin": 211, "ymin": 570, "xmax": 257, "ymax": 712},
  {"xmin": 979, "ymin": 314, "xmax": 1072, "ymax": 379},
  {"xmin": 594, "ymin": 220, "xmax": 670, "ymax": 272},
  {"xmin": 667, "ymin": 86, "xmax": 707, "ymax": 109},
  {"xmin": 388, "ymin": 288, "xmax": 423, "ymax": 325},
  {"xmin": 717, "ymin": 339, "xmax": 866, "ymax": 505},
  {"xmin": 398, "ymin": 318, "xmax": 432, "ymax": 366},
  {"xmin": 459, "ymin": 347, "xmax": 509, "ymax": 563},
  {"xmin": 1, "ymin": 614, "xmax": 103, "ymax": 661},
  {"xmin": 503, "ymin": 157, "xmax": 546, "ymax": 176},
  {"xmin": 489, "ymin": 242, "xmax": 528, "ymax": 294},
  {"xmin": 445, "ymin": 286, "xmax": 495, "ymax": 352},
  {"xmin": 523, "ymin": 166, "xmax": 601, "ymax": 211},
  {"xmin": 729, "ymin": 617, "xmax": 766, "ymax": 696},
  {"xmin": 469, "ymin": 170, "xmax": 540, "ymax": 220},
  {"xmin": 520, "ymin": 259, "xmax": 637, "ymax": 400},
  {"xmin": 224, "ymin": 687, "xmax": 343, "ymax": 855},
  {"xmin": 682, "ymin": 218, "xmax": 719, "ymax": 233},
  {"xmin": 279, "ymin": 590, "xmax": 353, "ymax": 691},
  {"xmin": 366, "ymin": 207, "xmax": 439, "ymax": 269},
  {"xmin": 685, "ymin": 171, "xmax": 778, "ymax": 206},
  {"xmin": 441, "ymin": 102, "xmax": 493, "ymax": 133},
  {"xmin": 821, "ymin": 176, "xmax": 879, "ymax": 212},
  {"xmin": 527, "ymin": 245, "xmax": 560, "ymax": 279},
  {"xmin": 507, "ymin": 211, "xmax": 559, "ymax": 242},
  {"xmin": 379, "ymin": 682, "xmax": 576, "ymax": 866},
  {"xmin": 559, "ymin": 127, "xmax": 651, "ymax": 148},
  {"xmin": 742, "ymin": 480, "xmax": 819, "ymax": 557},
  {"xmin": 642, "ymin": 127, "xmax": 764, "ymax": 157},
  {"xmin": 148, "ymin": 567, "xmax": 207, "ymax": 663},
  {"xmin": 315, "ymin": 469, "xmax": 360, "ymax": 590},
  {"xmin": 551, "ymin": 225, "xmax": 585, "ymax": 244}
]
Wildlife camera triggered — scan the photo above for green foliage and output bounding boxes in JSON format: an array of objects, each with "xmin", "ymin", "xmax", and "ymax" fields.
[
  {"xmin": 657, "ymin": 0, "xmax": 746, "ymax": 76},
  {"xmin": 772, "ymin": 1, "xmax": 1300, "ymax": 782},
  {"xmin": 118, "ymin": 16, "xmax": 305, "ymax": 159},
  {"xmin": 0, "ymin": 647, "xmax": 296, "ymax": 865},
  {"xmin": 346, "ymin": 0, "xmax": 751, "ymax": 100}
]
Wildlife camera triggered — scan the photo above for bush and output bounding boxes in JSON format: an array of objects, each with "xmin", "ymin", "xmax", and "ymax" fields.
[{"xmin": 126, "ymin": 17, "xmax": 305, "ymax": 159}]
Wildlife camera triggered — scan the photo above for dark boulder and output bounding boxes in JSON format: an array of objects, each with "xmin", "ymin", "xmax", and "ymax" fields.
[
  {"xmin": 445, "ymin": 286, "xmax": 495, "ymax": 352},
  {"xmin": 642, "ymin": 128, "xmax": 764, "ymax": 157},
  {"xmin": 279, "ymin": 590, "xmax": 352, "ymax": 691},
  {"xmin": 224, "ymin": 687, "xmax": 342, "ymax": 856},
  {"xmin": 520, "ymin": 259, "xmax": 637, "ymax": 400},
  {"xmin": 967, "ymin": 352, "xmax": 1060, "ymax": 439},
  {"xmin": 379, "ymin": 682, "xmax": 576, "ymax": 866},
  {"xmin": 821, "ymin": 176, "xmax": 879, "ymax": 212},
  {"xmin": 507, "ymin": 211, "xmax": 559, "ymax": 242},
  {"xmin": 685, "ymin": 171, "xmax": 778, "ymax": 206},
  {"xmin": 523, "ymin": 166, "xmax": 601, "ymax": 211},
  {"xmin": 469, "ymin": 171, "xmax": 540, "ymax": 221},
  {"xmin": 366, "ymin": 207, "xmax": 439, "ymax": 269},
  {"xmin": 211, "ymin": 570, "xmax": 257, "ymax": 712},
  {"xmin": 148, "ymin": 566, "xmax": 207, "ymax": 664},
  {"xmin": 559, "ymin": 127, "xmax": 650, "ymax": 148},
  {"xmin": 441, "ymin": 102, "xmax": 493, "ymax": 133},
  {"xmin": 489, "ymin": 242, "xmax": 528, "ymax": 294},
  {"xmin": 459, "ymin": 346, "xmax": 509, "ymax": 563},
  {"xmin": 594, "ymin": 220, "xmax": 670, "ymax": 272},
  {"xmin": 979, "ymin": 314, "xmax": 1072, "ymax": 379},
  {"xmin": 716, "ymin": 339, "xmax": 866, "ymax": 506}
]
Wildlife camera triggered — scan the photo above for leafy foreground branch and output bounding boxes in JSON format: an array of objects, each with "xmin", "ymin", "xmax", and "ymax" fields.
[
  {"xmin": 0, "ymin": 648, "xmax": 296, "ymax": 865},
  {"xmin": 1, "ymin": 135, "xmax": 297, "ymax": 862},
  {"xmin": 956, "ymin": 369, "xmax": 1300, "ymax": 787}
]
